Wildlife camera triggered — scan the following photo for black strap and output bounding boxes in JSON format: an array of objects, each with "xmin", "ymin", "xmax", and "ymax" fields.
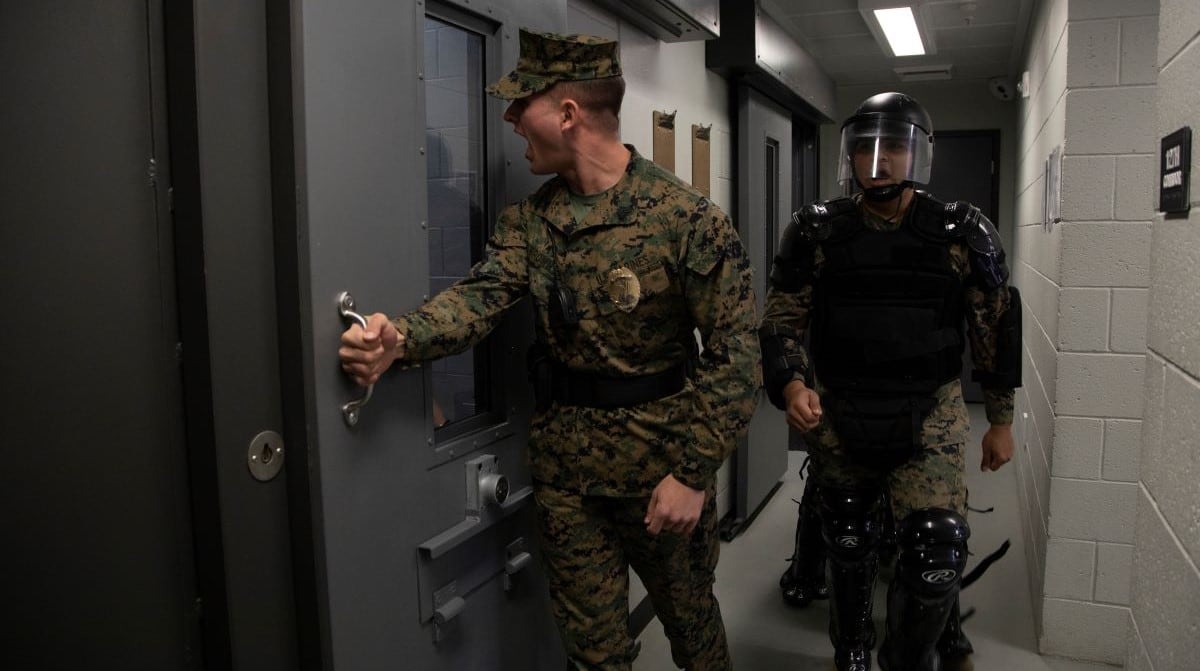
[
  {"xmin": 551, "ymin": 363, "xmax": 687, "ymax": 409},
  {"xmin": 961, "ymin": 539, "xmax": 1011, "ymax": 589}
]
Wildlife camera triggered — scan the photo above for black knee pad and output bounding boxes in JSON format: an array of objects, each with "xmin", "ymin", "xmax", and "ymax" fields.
[
  {"xmin": 895, "ymin": 508, "xmax": 970, "ymax": 597},
  {"xmin": 819, "ymin": 488, "xmax": 884, "ymax": 563}
]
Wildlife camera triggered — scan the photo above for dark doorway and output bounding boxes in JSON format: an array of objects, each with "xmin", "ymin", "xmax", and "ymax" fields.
[
  {"xmin": 0, "ymin": 3, "xmax": 201, "ymax": 667},
  {"xmin": 926, "ymin": 130, "xmax": 1001, "ymax": 403}
]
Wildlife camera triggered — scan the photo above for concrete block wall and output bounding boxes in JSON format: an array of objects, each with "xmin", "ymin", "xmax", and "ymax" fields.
[
  {"xmin": 1012, "ymin": 0, "xmax": 1069, "ymax": 636},
  {"xmin": 1014, "ymin": 0, "xmax": 1159, "ymax": 662},
  {"xmin": 1126, "ymin": 1, "xmax": 1200, "ymax": 669}
]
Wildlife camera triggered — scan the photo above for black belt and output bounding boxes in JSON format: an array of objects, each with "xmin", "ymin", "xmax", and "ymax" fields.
[{"xmin": 550, "ymin": 363, "xmax": 688, "ymax": 409}]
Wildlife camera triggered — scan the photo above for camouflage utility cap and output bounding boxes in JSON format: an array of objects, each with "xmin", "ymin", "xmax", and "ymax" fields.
[{"xmin": 486, "ymin": 28, "xmax": 621, "ymax": 100}]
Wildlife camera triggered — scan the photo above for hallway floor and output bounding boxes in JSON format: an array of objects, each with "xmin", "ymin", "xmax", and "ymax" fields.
[{"xmin": 634, "ymin": 405, "xmax": 1120, "ymax": 671}]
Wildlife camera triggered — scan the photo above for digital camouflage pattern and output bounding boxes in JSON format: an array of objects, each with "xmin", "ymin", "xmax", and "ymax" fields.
[
  {"xmin": 395, "ymin": 147, "xmax": 756, "ymax": 670},
  {"xmin": 486, "ymin": 29, "xmax": 623, "ymax": 100},
  {"xmin": 394, "ymin": 147, "xmax": 761, "ymax": 495},
  {"xmin": 535, "ymin": 484, "xmax": 729, "ymax": 671},
  {"xmin": 761, "ymin": 196, "xmax": 1015, "ymax": 514}
]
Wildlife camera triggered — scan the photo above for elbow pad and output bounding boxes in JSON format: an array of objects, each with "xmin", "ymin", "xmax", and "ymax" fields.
[
  {"xmin": 760, "ymin": 323, "xmax": 808, "ymax": 410},
  {"xmin": 972, "ymin": 286, "xmax": 1022, "ymax": 389}
]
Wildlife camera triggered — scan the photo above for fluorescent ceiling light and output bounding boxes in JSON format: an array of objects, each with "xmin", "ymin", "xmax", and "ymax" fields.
[{"xmin": 874, "ymin": 7, "xmax": 925, "ymax": 56}]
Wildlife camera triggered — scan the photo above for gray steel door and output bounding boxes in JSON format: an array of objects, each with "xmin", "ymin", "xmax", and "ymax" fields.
[
  {"xmin": 285, "ymin": 1, "xmax": 564, "ymax": 668},
  {"xmin": 728, "ymin": 86, "xmax": 791, "ymax": 533},
  {"xmin": 0, "ymin": 2, "xmax": 199, "ymax": 667}
]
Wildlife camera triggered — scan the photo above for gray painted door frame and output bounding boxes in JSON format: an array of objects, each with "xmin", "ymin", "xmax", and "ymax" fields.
[{"xmin": 723, "ymin": 84, "xmax": 791, "ymax": 538}]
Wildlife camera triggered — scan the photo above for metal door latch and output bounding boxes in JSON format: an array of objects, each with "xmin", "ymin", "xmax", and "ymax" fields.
[
  {"xmin": 432, "ymin": 581, "xmax": 464, "ymax": 644},
  {"xmin": 336, "ymin": 291, "xmax": 374, "ymax": 427},
  {"xmin": 504, "ymin": 538, "xmax": 532, "ymax": 592}
]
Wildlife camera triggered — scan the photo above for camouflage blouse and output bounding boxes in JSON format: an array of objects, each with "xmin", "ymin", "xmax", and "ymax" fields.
[{"xmin": 395, "ymin": 148, "xmax": 761, "ymax": 495}]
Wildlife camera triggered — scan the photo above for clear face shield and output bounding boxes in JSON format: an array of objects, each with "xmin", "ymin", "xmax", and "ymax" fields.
[{"xmin": 837, "ymin": 118, "xmax": 933, "ymax": 188}]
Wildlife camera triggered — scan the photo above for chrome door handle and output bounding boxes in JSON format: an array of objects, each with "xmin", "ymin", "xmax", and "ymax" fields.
[{"xmin": 337, "ymin": 291, "xmax": 374, "ymax": 427}]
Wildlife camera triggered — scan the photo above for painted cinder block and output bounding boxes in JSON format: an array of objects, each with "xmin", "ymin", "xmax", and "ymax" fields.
[
  {"xmin": 1030, "ymin": 358, "xmax": 1057, "ymax": 454},
  {"xmin": 1114, "ymin": 154, "xmax": 1155, "ymax": 221},
  {"xmin": 1102, "ymin": 419, "xmax": 1142, "ymax": 482},
  {"xmin": 1158, "ymin": 0, "xmax": 1200, "ymax": 70},
  {"xmin": 1095, "ymin": 542, "xmax": 1133, "ymax": 604},
  {"xmin": 1157, "ymin": 39, "xmax": 1200, "ymax": 204},
  {"xmin": 1048, "ymin": 477, "xmax": 1138, "ymax": 542},
  {"xmin": 1065, "ymin": 87, "xmax": 1155, "ymax": 155},
  {"xmin": 1067, "ymin": 20, "xmax": 1120, "ymax": 88},
  {"xmin": 1016, "ymin": 261, "xmax": 1060, "ymax": 343},
  {"xmin": 1130, "ymin": 487, "xmax": 1200, "ymax": 671},
  {"xmin": 1156, "ymin": 370, "xmax": 1200, "ymax": 562},
  {"xmin": 1056, "ymin": 353, "xmax": 1145, "ymax": 418},
  {"xmin": 1110, "ymin": 288, "xmax": 1148, "ymax": 353},
  {"xmin": 1069, "ymin": 0, "xmax": 1159, "ymax": 20},
  {"xmin": 1058, "ymin": 287, "xmax": 1110, "ymax": 351},
  {"xmin": 1124, "ymin": 624, "xmax": 1153, "ymax": 671},
  {"xmin": 1019, "ymin": 376, "xmax": 1054, "ymax": 542},
  {"xmin": 1146, "ymin": 220, "xmax": 1200, "ymax": 378},
  {"xmin": 1016, "ymin": 220, "xmax": 1062, "ymax": 285},
  {"xmin": 1030, "ymin": 0, "xmax": 1069, "ymax": 106},
  {"xmin": 1041, "ymin": 598, "xmax": 1131, "ymax": 663},
  {"xmin": 1119, "ymin": 17, "xmax": 1159, "ymax": 85},
  {"xmin": 1025, "ymin": 313, "xmax": 1060, "ymax": 419},
  {"xmin": 1044, "ymin": 538, "xmax": 1097, "ymax": 599},
  {"xmin": 1052, "ymin": 416, "xmax": 1103, "ymax": 479},
  {"xmin": 1060, "ymin": 222, "xmax": 1151, "ymax": 288},
  {"xmin": 1060, "ymin": 155, "xmax": 1115, "ymax": 221},
  {"xmin": 1138, "ymin": 353, "xmax": 1167, "ymax": 495}
]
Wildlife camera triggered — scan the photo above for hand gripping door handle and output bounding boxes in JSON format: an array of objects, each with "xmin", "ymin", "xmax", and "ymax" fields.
[{"xmin": 337, "ymin": 291, "xmax": 374, "ymax": 427}]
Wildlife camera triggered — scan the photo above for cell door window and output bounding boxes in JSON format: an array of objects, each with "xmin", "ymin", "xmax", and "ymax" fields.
[
  {"xmin": 424, "ymin": 16, "xmax": 491, "ymax": 431},
  {"xmin": 765, "ymin": 137, "xmax": 780, "ymax": 269}
]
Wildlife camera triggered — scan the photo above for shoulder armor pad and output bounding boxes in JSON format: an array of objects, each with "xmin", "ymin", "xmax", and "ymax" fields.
[
  {"xmin": 944, "ymin": 199, "xmax": 1009, "ymax": 288},
  {"xmin": 914, "ymin": 189, "xmax": 944, "ymax": 208},
  {"xmin": 944, "ymin": 200, "xmax": 1002, "ymax": 256},
  {"xmin": 771, "ymin": 217, "xmax": 818, "ymax": 291},
  {"xmin": 792, "ymin": 196, "xmax": 857, "ymax": 242}
]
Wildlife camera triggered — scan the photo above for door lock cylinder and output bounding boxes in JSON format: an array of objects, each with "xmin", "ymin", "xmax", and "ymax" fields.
[{"xmin": 465, "ymin": 455, "xmax": 509, "ymax": 515}]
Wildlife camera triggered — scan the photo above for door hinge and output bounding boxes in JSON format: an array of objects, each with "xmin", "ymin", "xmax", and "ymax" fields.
[{"xmin": 148, "ymin": 156, "xmax": 158, "ymax": 187}]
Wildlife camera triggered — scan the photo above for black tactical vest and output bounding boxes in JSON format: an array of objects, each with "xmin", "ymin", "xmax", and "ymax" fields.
[{"xmin": 811, "ymin": 192, "xmax": 964, "ymax": 397}]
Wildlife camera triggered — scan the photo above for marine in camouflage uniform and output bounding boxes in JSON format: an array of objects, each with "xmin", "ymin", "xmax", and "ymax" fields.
[
  {"xmin": 340, "ymin": 29, "xmax": 759, "ymax": 671},
  {"xmin": 760, "ymin": 93, "xmax": 1021, "ymax": 671}
]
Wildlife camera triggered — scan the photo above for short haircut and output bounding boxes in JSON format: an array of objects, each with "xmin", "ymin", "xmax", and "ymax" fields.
[{"xmin": 551, "ymin": 76, "xmax": 625, "ymax": 132}]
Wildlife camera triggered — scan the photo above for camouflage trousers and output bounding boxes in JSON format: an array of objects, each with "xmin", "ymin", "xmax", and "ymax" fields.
[
  {"xmin": 533, "ymin": 484, "xmax": 731, "ymax": 671},
  {"xmin": 808, "ymin": 440, "xmax": 968, "ymax": 519}
]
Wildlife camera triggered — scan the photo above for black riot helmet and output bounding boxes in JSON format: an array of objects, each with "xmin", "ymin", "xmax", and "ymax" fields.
[{"xmin": 838, "ymin": 92, "xmax": 934, "ymax": 202}]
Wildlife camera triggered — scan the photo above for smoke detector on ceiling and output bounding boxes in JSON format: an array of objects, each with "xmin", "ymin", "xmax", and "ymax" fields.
[{"xmin": 894, "ymin": 64, "xmax": 953, "ymax": 81}]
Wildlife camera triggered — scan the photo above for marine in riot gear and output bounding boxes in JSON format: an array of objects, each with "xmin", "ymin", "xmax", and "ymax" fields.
[{"xmin": 759, "ymin": 92, "xmax": 1022, "ymax": 671}]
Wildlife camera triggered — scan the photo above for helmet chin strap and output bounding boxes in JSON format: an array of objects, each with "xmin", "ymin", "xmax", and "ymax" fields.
[{"xmin": 859, "ymin": 180, "xmax": 913, "ymax": 202}]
